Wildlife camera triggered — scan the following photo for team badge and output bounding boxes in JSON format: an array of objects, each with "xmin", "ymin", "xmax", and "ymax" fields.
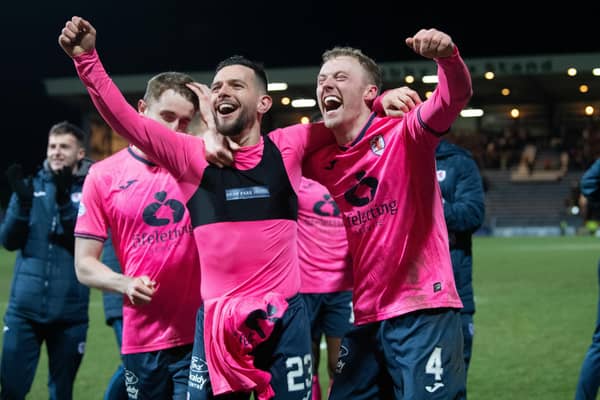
[
  {"xmin": 436, "ymin": 170, "xmax": 446, "ymax": 182},
  {"xmin": 369, "ymin": 135, "xmax": 385, "ymax": 156},
  {"xmin": 77, "ymin": 202, "xmax": 86, "ymax": 217},
  {"xmin": 71, "ymin": 192, "xmax": 82, "ymax": 203}
]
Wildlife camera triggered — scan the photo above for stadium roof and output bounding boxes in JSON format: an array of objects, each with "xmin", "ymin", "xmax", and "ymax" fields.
[{"xmin": 44, "ymin": 51, "xmax": 600, "ymax": 131}]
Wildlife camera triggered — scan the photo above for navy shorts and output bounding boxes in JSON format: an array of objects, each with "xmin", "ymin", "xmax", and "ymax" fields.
[
  {"xmin": 122, "ymin": 343, "xmax": 193, "ymax": 400},
  {"xmin": 301, "ymin": 291, "xmax": 353, "ymax": 341},
  {"xmin": 329, "ymin": 308, "xmax": 466, "ymax": 400},
  {"xmin": 187, "ymin": 294, "xmax": 312, "ymax": 400}
]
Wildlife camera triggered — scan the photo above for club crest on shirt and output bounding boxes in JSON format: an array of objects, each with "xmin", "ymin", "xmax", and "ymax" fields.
[
  {"xmin": 77, "ymin": 202, "xmax": 86, "ymax": 217},
  {"xmin": 369, "ymin": 135, "xmax": 385, "ymax": 156},
  {"xmin": 436, "ymin": 170, "xmax": 446, "ymax": 182},
  {"xmin": 71, "ymin": 192, "xmax": 82, "ymax": 203}
]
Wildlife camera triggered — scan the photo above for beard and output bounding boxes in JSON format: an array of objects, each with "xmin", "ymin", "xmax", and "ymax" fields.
[{"xmin": 215, "ymin": 108, "xmax": 249, "ymax": 137}]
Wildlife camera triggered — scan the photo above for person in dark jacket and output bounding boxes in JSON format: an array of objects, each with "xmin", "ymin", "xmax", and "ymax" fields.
[
  {"xmin": 435, "ymin": 138, "xmax": 485, "ymax": 382},
  {"xmin": 0, "ymin": 121, "xmax": 90, "ymax": 400},
  {"xmin": 101, "ymin": 232, "xmax": 127, "ymax": 400},
  {"xmin": 575, "ymin": 158, "xmax": 600, "ymax": 400}
]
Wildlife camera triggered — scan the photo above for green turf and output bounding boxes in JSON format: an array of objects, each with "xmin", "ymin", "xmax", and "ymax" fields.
[{"xmin": 1, "ymin": 236, "xmax": 599, "ymax": 399}]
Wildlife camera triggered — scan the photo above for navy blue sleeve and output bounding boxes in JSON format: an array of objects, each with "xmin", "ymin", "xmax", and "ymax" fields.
[
  {"xmin": 443, "ymin": 155, "xmax": 485, "ymax": 232},
  {"xmin": 581, "ymin": 159, "xmax": 600, "ymax": 201},
  {"xmin": 0, "ymin": 193, "xmax": 30, "ymax": 251}
]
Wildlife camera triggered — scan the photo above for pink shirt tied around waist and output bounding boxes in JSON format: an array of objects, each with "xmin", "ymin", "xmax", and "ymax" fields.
[{"xmin": 204, "ymin": 293, "xmax": 288, "ymax": 399}]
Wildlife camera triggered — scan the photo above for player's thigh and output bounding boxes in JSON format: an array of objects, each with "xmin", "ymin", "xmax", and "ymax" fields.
[
  {"xmin": 300, "ymin": 293, "xmax": 325, "ymax": 342},
  {"xmin": 382, "ymin": 308, "xmax": 466, "ymax": 400},
  {"xmin": 256, "ymin": 295, "xmax": 312, "ymax": 400},
  {"xmin": 167, "ymin": 344, "xmax": 194, "ymax": 400},
  {"xmin": 321, "ymin": 291, "xmax": 353, "ymax": 339},
  {"xmin": 329, "ymin": 322, "xmax": 391, "ymax": 400},
  {"xmin": 123, "ymin": 349, "xmax": 176, "ymax": 400}
]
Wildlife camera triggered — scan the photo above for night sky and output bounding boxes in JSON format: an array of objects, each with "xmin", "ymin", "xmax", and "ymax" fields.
[{"xmin": 0, "ymin": 0, "xmax": 596, "ymax": 206}]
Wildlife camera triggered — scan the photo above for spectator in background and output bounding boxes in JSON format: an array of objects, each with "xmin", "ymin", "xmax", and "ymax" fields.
[
  {"xmin": 0, "ymin": 121, "xmax": 91, "ymax": 400},
  {"xmin": 575, "ymin": 158, "xmax": 600, "ymax": 400},
  {"xmin": 101, "ymin": 232, "xmax": 127, "ymax": 400},
  {"xmin": 435, "ymin": 138, "xmax": 485, "ymax": 392}
]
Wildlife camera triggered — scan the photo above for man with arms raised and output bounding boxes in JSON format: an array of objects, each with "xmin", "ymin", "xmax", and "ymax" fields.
[{"xmin": 301, "ymin": 32, "xmax": 472, "ymax": 399}]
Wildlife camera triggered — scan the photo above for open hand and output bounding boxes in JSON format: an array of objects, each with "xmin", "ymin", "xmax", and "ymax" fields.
[
  {"xmin": 382, "ymin": 86, "xmax": 422, "ymax": 117},
  {"xmin": 186, "ymin": 82, "xmax": 239, "ymax": 167}
]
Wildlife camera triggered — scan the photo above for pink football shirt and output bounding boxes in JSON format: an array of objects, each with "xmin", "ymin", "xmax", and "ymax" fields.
[{"xmin": 75, "ymin": 148, "xmax": 201, "ymax": 354}]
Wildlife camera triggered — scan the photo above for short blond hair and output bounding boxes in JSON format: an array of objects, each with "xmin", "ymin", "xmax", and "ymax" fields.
[{"xmin": 321, "ymin": 47, "xmax": 382, "ymax": 90}]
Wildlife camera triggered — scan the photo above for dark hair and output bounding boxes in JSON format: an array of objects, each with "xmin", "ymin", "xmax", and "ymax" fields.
[
  {"xmin": 216, "ymin": 55, "xmax": 268, "ymax": 93},
  {"xmin": 144, "ymin": 71, "xmax": 199, "ymax": 110},
  {"xmin": 48, "ymin": 121, "xmax": 86, "ymax": 147},
  {"xmin": 321, "ymin": 47, "xmax": 382, "ymax": 91}
]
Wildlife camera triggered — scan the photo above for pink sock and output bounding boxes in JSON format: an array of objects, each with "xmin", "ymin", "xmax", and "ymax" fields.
[{"xmin": 312, "ymin": 375, "xmax": 321, "ymax": 400}]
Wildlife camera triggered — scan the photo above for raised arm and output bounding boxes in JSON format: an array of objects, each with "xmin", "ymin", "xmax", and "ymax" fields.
[
  {"xmin": 405, "ymin": 28, "xmax": 472, "ymax": 135},
  {"xmin": 58, "ymin": 16, "xmax": 203, "ymax": 180}
]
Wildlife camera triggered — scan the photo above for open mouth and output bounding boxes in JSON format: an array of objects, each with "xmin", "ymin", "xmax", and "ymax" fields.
[
  {"xmin": 323, "ymin": 95, "xmax": 342, "ymax": 112},
  {"xmin": 217, "ymin": 102, "xmax": 237, "ymax": 115}
]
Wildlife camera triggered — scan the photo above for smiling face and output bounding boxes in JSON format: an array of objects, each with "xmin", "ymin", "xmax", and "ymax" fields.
[
  {"xmin": 46, "ymin": 133, "xmax": 85, "ymax": 173},
  {"xmin": 317, "ymin": 55, "xmax": 378, "ymax": 134},
  {"xmin": 210, "ymin": 64, "xmax": 272, "ymax": 140},
  {"xmin": 138, "ymin": 89, "xmax": 196, "ymax": 133}
]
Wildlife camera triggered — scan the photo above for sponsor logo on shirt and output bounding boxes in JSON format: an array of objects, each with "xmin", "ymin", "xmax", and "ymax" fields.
[
  {"xmin": 342, "ymin": 171, "xmax": 398, "ymax": 231},
  {"xmin": 324, "ymin": 159, "xmax": 337, "ymax": 170},
  {"xmin": 243, "ymin": 303, "xmax": 281, "ymax": 344},
  {"xmin": 344, "ymin": 171, "xmax": 378, "ymax": 207},
  {"xmin": 142, "ymin": 191, "xmax": 185, "ymax": 227},
  {"xmin": 225, "ymin": 186, "xmax": 270, "ymax": 201},
  {"xmin": 125, "ymin": 191, "xmax": 193, "ymax": 249},
  {"xmin": 119, "ymin": 179, "xmax": 138, "ymax": 190},
  {"xmin": 132, "ymin": 224, "xmax": 193, "ymax": 249},
  {"xmin": 433, "ymin": 282, "xmax": 442, "ymax": 292},
  {"xmin": 369, "ymin": 135, "xmax": 385, "ymax": 156},
  {"xmin": 303, "ymin": 193, "xmax": 344, "ymax": 228},
  {"xmin": 33, "ymin": 191, "xmax": 46, "ymax": 197},
  {"xmin": 313, "ymin": 194, "xmax": 340, "ymax": 217}
]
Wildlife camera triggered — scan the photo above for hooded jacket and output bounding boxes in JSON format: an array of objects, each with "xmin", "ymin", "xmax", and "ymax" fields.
[
  {"xmin": 435, "ymin": 140, "xmax": 485, "ymax": 313},
  {"xmin": 0, "ymin": 158, "xmax": 92, "ymax": 323}
]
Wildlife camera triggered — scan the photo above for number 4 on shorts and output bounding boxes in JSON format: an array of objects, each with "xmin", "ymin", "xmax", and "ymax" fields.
[{"xmin": 425, "ymin": 346, "xmax": 445, "ymax": 393}]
